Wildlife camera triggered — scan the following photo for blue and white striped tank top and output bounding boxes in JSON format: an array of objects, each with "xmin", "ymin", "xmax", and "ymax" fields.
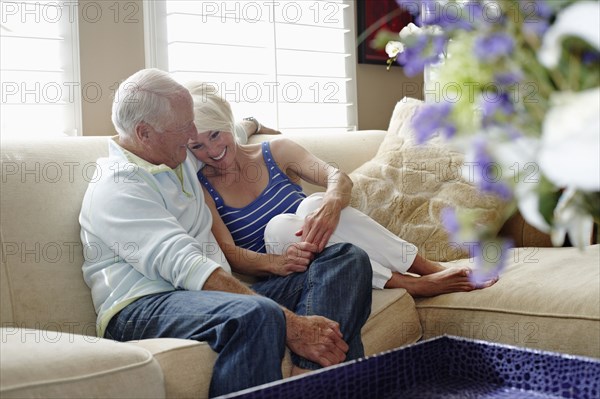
[{"xmin": 197, "ymin": 141, "xmax": 306, "ymax": 253}]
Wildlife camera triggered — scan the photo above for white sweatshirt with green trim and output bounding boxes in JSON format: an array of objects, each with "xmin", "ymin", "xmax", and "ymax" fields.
[{"xmin": 80, "ymin": 137, "xmax": 231, "ymax": 337}]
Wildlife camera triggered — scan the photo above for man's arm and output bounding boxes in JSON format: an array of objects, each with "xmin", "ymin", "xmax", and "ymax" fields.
[{"xmin": 202, "ymin": 268, "xmax": 348, "ymax": 367}]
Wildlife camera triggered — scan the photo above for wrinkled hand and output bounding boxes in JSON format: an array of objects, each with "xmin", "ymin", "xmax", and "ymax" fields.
[
  {"xmin": 300, "ymin": 205, "xmax": 341, "ymax": 252},
  {"xmin": 285, "ymin": 313, "xmax": 348, "ymax": 367},
  {"xmin": 271, "ymin": 242, "xmax": 318, "ymax": 276}
]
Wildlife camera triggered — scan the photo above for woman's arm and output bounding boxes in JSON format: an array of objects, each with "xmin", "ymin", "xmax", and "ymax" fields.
[
  {"xmin": 239, "ymin": 119, "xmax": 281, "ymax": 139},
  {"xmin": 269, "ymin": 138, "xmax": 353, "ymax": 251},
  {"xmin": 202, "ymin": 186, "xmax": 316, "ymax": 277}
]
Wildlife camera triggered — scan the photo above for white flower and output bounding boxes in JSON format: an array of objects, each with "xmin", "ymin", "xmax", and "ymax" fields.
[
  {"xmin": 538, "ymin": 87, "xmax": 600, "ymax": 192},
  {"xmin": 538, "ymin": 1, "xmax": 600, "ymax": 68},
  {"xmin": 398, "ymin": 22, "xmax": 442, "ymax": 41},
  {"xmin": 399, "ymin": 22, "xmax": 423, "ymax": 40},
  {"xmin": 489, "ymin": 136, "xmax": 552, "ymax": 233},
  {"xmin": 551, "ymin": 188, "xmax": 594, "ymax": 248},
  {"xmin": 386, "ymin": 22, "xmax": 443, "ymax": 59},
  {"xmin": 516, "ymin": 182, "xmax": 551, "ymax": 234},
  {"xmin": 385, "ymin": 41, "xmax": 404, "ymax": 58}
]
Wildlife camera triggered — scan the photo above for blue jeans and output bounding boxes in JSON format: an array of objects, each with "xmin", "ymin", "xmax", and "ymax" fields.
[
  {"xmin": 105, "ymin": 290, "xmax": 286, "ymax": 397},
  {"xmin": 253, "ymin": 243, "xmax": 373, "ymax": 369},
  {"xmin": 105, "ymin": 243, "xmax": 372, "ymax": 397}
]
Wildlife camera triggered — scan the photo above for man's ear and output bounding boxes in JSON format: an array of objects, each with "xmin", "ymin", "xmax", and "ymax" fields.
[{"xmin": 135, "ymin": 122, "xmax": 151, "ymax": 142}]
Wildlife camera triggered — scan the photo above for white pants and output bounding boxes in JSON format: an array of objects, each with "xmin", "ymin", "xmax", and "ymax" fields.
[{"xmin": 264, "ymin": 193, "xmax": 418, "ymax": 289}]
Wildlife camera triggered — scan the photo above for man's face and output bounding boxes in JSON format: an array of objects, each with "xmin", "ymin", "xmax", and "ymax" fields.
[{"xmin": 144, "ymin": 94, "xmax": 197, "ymax": 169}]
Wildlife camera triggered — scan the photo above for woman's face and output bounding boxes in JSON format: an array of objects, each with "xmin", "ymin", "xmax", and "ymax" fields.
[{"xmin": 188, "ymin": 130, "xmax": 236, "ymax": 168}]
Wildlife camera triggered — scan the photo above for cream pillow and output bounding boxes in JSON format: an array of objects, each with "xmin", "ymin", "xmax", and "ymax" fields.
[{"xmin": 349, "ymin": 97, "xmax": 507, "ymax": 261}]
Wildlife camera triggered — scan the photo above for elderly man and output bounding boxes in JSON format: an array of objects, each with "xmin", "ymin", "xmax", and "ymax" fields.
[{"xmin": 79, "ymin": 68, "xmax": 373, "ymax": 397}]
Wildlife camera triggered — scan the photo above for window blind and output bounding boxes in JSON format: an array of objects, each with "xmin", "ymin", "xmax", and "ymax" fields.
[
  {"xmin": 1, "ymin": 0, "xmax": 82, "ymax": 138},
  {"xmin": 144, "ymin": 0, "xmax": 358, "ymax": 134}
]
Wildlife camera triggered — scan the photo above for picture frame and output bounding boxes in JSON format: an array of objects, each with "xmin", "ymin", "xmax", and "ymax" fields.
[{"xmin": 356, "ymin": 0, "xmax": 415, "ymax": 66}]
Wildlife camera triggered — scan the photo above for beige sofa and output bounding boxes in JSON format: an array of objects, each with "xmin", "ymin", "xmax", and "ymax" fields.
[{"xmin": 1, "ymin": 130, "xmax": 598, "ymax": 398}]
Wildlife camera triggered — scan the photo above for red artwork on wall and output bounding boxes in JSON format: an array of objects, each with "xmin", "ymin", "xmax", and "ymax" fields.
[{"xmin": 357, "ymin": 0, "xmax": 415, "ymax": 65}]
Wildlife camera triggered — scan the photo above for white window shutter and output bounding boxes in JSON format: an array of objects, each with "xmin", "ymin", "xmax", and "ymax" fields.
[
  {"xmin": 1, "ymin": 0, "xmax": 82, "ymax": 137},
  {"xmin": 144, "ymin": 0, "xmax": 358, "ymax": 135}
]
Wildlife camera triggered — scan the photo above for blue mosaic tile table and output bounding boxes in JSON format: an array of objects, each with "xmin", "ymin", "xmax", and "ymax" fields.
[{"xmin": 221, "ymin": 335, "xmax": 600, "ymax": 399}]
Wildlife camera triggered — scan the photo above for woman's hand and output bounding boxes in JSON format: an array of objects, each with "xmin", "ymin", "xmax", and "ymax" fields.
[
  {"xmin": 270, "ymin": 241, "xmax": 318, "ymax": 276},
  {"xmin": 300, "ymin": 202, "xmax": 342, "ymax": 252}
]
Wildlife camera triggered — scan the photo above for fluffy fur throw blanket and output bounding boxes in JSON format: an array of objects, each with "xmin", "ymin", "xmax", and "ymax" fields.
[{"xmin": 349, "ymin": 98, "xmax": 507, "ymax": 262}]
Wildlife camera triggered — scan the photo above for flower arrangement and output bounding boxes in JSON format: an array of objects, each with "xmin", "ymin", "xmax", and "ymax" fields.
[{"xmin": 379, "ymin": 0, "xmax": 599, "ymax": 282}]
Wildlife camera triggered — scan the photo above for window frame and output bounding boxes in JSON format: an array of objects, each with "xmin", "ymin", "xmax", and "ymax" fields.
[
  {"xmin": 142, "ymin": 0, "xmax": 358, "ymax": 134},
  {"xmin": 0, "ymin": 0, "xmax": 83, "ymax": 137}
]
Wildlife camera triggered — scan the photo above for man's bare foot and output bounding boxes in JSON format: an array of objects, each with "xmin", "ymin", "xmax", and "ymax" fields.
[{"xmin": 384, "ymin": 267, "xmax": 498, "ymax": 297}]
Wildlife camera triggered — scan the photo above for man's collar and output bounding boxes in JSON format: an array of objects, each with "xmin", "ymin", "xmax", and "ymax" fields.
[{"xmin": 109, "ymin": 136, "xmax": 179, "ymax": 175}]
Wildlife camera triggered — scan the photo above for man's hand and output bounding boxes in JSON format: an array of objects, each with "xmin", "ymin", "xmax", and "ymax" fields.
[
  {"xmin": 284, "ymin": 311, "xmax": 349, "ymax": 368},
  {"xmin": 271, "ymin": 242, "xmax": 318, "ymax": 276}
]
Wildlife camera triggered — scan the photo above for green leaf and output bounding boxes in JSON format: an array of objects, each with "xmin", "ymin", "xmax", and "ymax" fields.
[
  {"xmin": 538, "ymin": 177, "xmax": 561, "ymax": 225},
  {"xmin": 371, "ymin": 29, "xmax": 400, "ymax": 51}
]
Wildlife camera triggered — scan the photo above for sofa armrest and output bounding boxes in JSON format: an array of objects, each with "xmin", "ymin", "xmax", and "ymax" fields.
[
  {"xmin": 498, "ymin": 211, "xmax": 553, "ymax": 247},
  {"xmin": 248, "ymin": 130, "xmax": 386, "ymax": 195}
]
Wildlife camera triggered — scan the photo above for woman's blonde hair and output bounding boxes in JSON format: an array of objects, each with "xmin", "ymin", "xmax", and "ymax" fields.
[{"xmin": 184, "ymin": 81, "xmax": 235, "ymax": 135}]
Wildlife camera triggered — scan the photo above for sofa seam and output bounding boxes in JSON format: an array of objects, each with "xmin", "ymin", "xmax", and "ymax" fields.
[
  {"xmin": 415, "ymin": 305, "xmax": 600, "ymax": 321},
  {"xmin": 0, "ymin": 349, "xmax": 161, "ymax": 393},
  {"xmin": 137, "ymin": 341, "xmax": 210, "ymax": 356},
  {"xmin": 0, "ymin": 229, "xmax": 18, "ymax": 324}
]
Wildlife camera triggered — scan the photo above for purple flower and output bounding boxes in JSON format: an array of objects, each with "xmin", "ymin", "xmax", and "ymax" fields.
[
  {"xmin": 582, "ymin": 51, "xmax": 600, "ymax": 65},
  {"xmin": 396, "ymin": 0, "xmax": 424, "ymax": 17},
  {"xmin": 411, "ymin": 102, "xmax": 456, "ymax": 144},
  {"xmin": 481, "ymin": 92, "xmax": 515, "ymax": 127},
  {"xmin": 398, "ymin": 34, "xmax": 447, "ymax": 77},
  {"xmin": 473, "ymin": 32, "xmax": 514, "ymax": 62},
  {"xmin": 471, "ymin": 138, "xmax": 512, "ymax": 200},
  {"xmin": 469, "ymin": 239, "xmax": 513, "ymax": 285},
  {"xmin": 521, "ymin": 0, "xmax": 553, "ymax": 38},
  {"xmin": 441, "ymin": 207, "xmax": 460, "ymax": 239},
  {"xmin": 494, "ymin": 70, "xmax": 524, "ymax": 87}
]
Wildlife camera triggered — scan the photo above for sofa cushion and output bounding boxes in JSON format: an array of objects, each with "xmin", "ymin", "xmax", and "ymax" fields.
[
  {"xmin": 362, "ymin": 288, "xmax": 422, "ymax": 355},
  {"xmin": 0, "ymin": 328, "xmax": 165, "ymax": 398},
  {"xmin": 349, "ymin": 98, "xmax": 508, "ymax": 261},
  {"xmin": 130, "ymin": 338, "xmax": 215, "ymax": 399},
  {"xmin": 129, "ymin": 288, "xmax": 422, "ymax": 399},
  {"xmin": 0, "ymin": 137, "xmax": 109, "ymax": 331},
  {"xmin": 415, "ymin": 245, "xmax": 600, "ymax": 358}
]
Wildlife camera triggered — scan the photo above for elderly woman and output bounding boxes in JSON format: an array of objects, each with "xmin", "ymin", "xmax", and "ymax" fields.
[{"xmin": 185, "ymin": 82, "xmax": 497, "ymax": 296}]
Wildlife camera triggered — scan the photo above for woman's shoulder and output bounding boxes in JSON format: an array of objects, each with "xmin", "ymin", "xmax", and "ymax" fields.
[
  {"xmin": 238, "ymin": 142, "xmax": 264, "ymax": 160},
  {"xmin": 265, "ymin": 137, "xmax": 304, "ymax": 156}
]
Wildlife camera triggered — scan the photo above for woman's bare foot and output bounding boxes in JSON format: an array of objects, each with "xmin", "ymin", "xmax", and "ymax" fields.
[
  {"xmin": 384, "ymin": 267, "xmax": 498, "ymax": 297},
  {"xmin": 406, "ymin": 254, "xmax": 447, "ymax": 276}
]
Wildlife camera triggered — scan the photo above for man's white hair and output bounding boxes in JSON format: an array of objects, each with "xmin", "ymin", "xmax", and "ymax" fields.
[{"xmin": 111, "ymin": 68, "xmax": 189, "ymax": 138}]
